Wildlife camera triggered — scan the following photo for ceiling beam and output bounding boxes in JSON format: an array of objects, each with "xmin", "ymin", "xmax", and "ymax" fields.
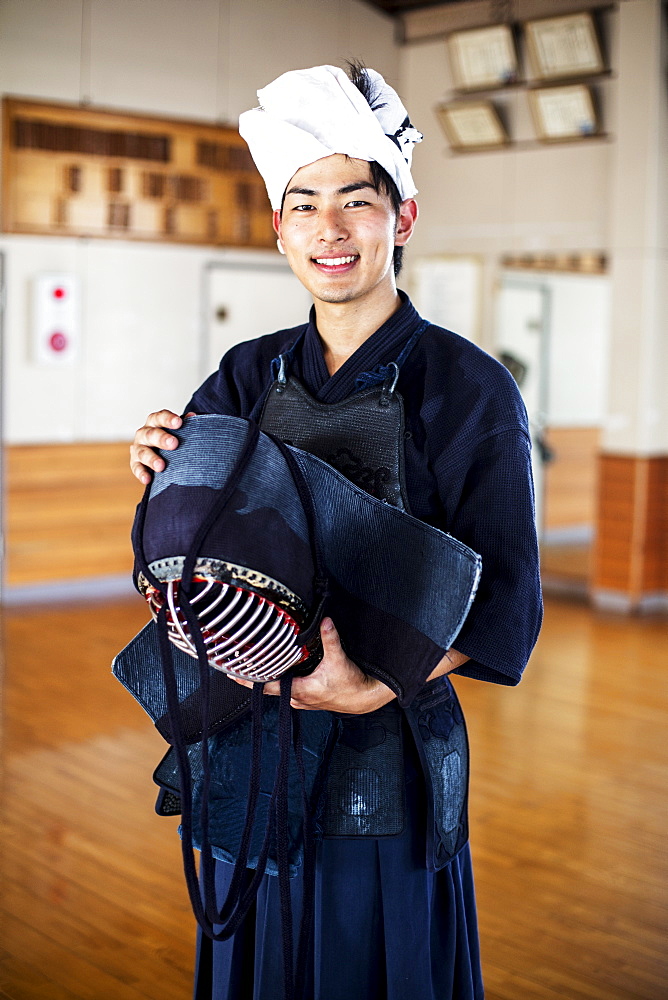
[
  {"xmin": 364, "ymin": 0, "xmax": 452, "ymax": 10},
  {"xmin": 401, "ymin": 0, "xmax": 615, "ymax": 43}
]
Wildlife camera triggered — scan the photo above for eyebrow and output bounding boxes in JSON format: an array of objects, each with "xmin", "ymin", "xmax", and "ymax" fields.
[{"xmin": 284, "ymin": 181, "xmax": 377, "ymax": 198}]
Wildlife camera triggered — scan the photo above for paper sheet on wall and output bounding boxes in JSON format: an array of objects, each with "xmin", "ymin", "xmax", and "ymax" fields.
[{"xmin": 410, "ymin": 257, "xmax": 481, "ymax": 344}]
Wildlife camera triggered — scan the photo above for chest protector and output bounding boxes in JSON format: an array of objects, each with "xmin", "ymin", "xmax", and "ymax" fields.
[
  {"xmin": 259, "ymin": 331, "xmax": 469, "ymax": 848},
  {"xmin": 261, "ymin": 356, "xmax": 410, "ymax": 512}
]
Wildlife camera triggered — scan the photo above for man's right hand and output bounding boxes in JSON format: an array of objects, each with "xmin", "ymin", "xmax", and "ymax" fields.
[{"xmin": 130, "ymin": 409, "xmax": 188, "ymax": 485}]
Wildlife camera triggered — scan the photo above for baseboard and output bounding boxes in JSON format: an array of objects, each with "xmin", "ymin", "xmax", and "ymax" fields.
[
  {"xmin": 540, "ymin": 574, "xmax": 589, "ymax": 600},
  {"xmin": 591, "ymin": 588, "xmax": 668, "ymax": 614},
  {"xmin": 637, "ymin": 593, "xmax": 668, "ymax": 614},
  {"xmin": 542, "ymin": 525, "xmax": 595, "ymax": 546},
  {"xmin": 1, "ymin": 574, "xmax": 136, "ymax": 606}
]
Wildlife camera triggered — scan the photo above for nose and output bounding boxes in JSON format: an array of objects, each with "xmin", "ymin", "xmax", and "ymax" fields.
[{"xmin": 318, "ymin": 205, "xmax": 348, "ymax": 243}]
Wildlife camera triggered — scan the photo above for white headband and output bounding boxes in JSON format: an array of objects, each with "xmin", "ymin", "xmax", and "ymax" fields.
[{"xmin": 238, "ymin": 65, "xmax": 423, "ymax": 211}]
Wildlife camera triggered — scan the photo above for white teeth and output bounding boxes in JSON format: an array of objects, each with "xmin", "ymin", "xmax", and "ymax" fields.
[{"xmin": 314, "ymin": 255, "xmax": 358, "ymax": 266}]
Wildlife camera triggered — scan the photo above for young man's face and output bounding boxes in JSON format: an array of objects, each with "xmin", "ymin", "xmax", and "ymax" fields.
[{"xmin": 273, "ymin": 154, "xmax": 417, "ymax": 310}]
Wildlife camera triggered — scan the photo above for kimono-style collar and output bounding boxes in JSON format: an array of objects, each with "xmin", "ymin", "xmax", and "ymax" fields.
[{"xmin": 296, "ymin": 291, "xmax": 424, "ymax": 405}]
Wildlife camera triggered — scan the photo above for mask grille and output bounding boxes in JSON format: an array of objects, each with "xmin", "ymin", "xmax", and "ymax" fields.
[{"xmin": 139, "ymin": 561, "xmax": 311, "ymax": 682}]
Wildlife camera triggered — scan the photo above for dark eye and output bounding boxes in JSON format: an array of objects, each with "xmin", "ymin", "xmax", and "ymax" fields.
[
  {"xmin": 293, "ymin": 204, "xmax": 315, "ymax": 212},
  {"xmin": 346, "ymin": 200, "xmax": 369, "ymax": 208}
]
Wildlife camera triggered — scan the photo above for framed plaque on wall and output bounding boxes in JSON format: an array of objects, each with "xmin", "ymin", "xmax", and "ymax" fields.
[
  {"xmin": 524, "ymin": 13, "xmax": 605, "ymax": 82},
  {"xmin": 447, "ymin": 25, "xmax": 519, "ymax": 91},
  {"xmin": 436, "ymin": 100, "xmax": 508, "ymax": 151},
  {"xmin": 529, "ymin": 84, "xmax": 598, "ymax": 141}
]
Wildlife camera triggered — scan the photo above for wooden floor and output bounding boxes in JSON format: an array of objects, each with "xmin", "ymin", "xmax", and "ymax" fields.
[{"xmin": 1, "ymin": 595, "xmax": 667, "ymax": 999}]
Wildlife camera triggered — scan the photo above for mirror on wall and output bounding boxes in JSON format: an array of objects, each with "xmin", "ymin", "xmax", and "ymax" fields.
[{"xmin": 495, "ymin": 262, "xmax": 611, "ymax": 598}]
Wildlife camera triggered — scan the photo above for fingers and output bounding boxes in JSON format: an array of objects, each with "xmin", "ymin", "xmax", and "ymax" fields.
[
  {"xmin": 229, "ymin": 675, "xmax": 281, "ymax": 697},
  {"xmin": 319, "ymin": 616, "xmax": 343, "ymax": 657},
  {"xmin": 129, "ymin": 409, "xmax": 184, "ymax": 484}
]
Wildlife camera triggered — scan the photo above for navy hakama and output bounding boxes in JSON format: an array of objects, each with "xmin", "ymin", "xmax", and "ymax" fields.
[{"xmin": 194, "ymin": 743, "xmax": 484, "ymax": 1000}]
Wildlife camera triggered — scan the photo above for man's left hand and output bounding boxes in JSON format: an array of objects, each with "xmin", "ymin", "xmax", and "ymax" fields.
[{"xmin": 231, "ymin": 617, "xmax": 396, "ymax": 714}]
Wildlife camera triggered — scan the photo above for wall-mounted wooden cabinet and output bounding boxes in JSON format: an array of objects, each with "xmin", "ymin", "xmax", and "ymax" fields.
[{"xmin": 1, "ymin": 98, "xmax": 275, "ymax": 249}]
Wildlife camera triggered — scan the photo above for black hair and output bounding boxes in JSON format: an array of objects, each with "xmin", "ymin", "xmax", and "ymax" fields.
[{"xmin": 368, "ymin": 159, "xmax": 405, "ymax": 277}]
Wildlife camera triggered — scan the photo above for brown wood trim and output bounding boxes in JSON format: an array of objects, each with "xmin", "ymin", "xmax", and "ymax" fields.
[
  {"xmin": 592, "ymin": 453, "xmax": 668, "ymax": 600},
  {"xmin": 543, "ymin": 426, "xmax": 600, "ymax": 531},
  {"xmin": 402, "ymin": 0, "xmax": 613, "ymax": 43},
  {"xmin": 7, "ymin": 442, "xmax": 666, "ymax": 603},
  {"xmin": 5, "ymin": 442, "xmax": 143, "ymax": 587}
]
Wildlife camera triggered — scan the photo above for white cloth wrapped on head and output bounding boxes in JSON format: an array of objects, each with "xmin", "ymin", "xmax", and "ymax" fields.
[{"xmin": 239, "ymin": 65, "xmax": 423, "ymax": 210}]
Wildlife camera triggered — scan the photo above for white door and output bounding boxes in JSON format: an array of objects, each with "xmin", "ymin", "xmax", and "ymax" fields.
[
  {"xmin": 495, "ymin": 280, "xmax": 550, "ymax": 537},
  {"xmin": 202, "ymin": 260, "xmax": 312, "ymax": 378}
]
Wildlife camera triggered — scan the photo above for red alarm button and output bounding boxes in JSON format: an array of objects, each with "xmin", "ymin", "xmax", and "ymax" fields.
[{"xmin": 50, "ymin": 331, "xmax": 68, "ymax": 352}]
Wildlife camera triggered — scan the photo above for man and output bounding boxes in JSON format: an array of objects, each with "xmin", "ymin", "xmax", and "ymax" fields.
[{"xmin": 131, "ymin": 64, "xmax": 542, "ymax": 1000}]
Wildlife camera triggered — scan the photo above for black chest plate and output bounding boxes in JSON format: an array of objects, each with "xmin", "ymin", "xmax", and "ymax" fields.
[
  {"xmin": 259, "ymin": 367, "xmax": 411, "ymax": 837},
  {"xmin": 259, "ymin": 374, "xmax": 410, "ymax": 512}
]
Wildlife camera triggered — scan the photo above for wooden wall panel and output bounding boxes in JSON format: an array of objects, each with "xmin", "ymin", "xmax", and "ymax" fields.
[
  {"xmin": 543, "ymin": 426, "xmax": 600, "ymax": 531},
  {"xmin": 5, "ymin": 442, "xmax": 667, "ymax": 608},
  {"xmin": 5, "ymin": 442, "xmax": 142, "ymax": 587},
  {"xmin": 2, "ymin": 98, "xmax": 275, "ymax": 249},
  {"xmin": 593, "ymin": 453, "xmax": 668, "ymax": 601},
  {"xmin": 644, "ymin": 458, "xmax": 668, "ymax": 593},
  {"xmin": 593, "ymin": 455, "xmax": 638, "ymax": 593}
]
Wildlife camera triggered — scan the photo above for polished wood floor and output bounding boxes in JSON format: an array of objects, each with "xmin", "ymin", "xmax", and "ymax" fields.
[{"xmin": 1, "ymin": 596, "xmax": 666, "ymax": 999}]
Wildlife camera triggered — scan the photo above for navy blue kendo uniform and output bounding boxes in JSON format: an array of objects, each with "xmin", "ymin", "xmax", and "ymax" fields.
[{"xmin": 188, "ymin": 292, "xmax": 542, "ymax": 1000}]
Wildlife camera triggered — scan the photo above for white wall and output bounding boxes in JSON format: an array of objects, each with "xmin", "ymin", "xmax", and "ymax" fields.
[
  {"xmin": 604, "ymin": 0, "xmax": 668, "ymax": 455},
  {"xmin": 0, "ymin": 0, "xmax": 399, "ymax": 444},
  {"xmin": 401, "ymin": 34, "xmax": 613, "ymax": 257},
  {"xmin": 399, "ymin": 11, "xmax": 617, "ymax": 357}
]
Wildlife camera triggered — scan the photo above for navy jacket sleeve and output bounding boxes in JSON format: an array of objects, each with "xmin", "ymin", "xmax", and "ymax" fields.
[
  {"xmin": 416, "ymin": 331, "xmax": 542, "ymax": 686},
  {"xmin": 441, "ymin": 427, "xmax": 542, "ymax": 685}
]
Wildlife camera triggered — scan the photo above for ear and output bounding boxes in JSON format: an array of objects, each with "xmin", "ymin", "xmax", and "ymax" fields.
[
  {"xmin": 272, "ymin": 210, "xmax": 286, "ymax": 254},
  {"xmin": 394, "ymin": 198, "xmax": 418, "ymax": 248}
]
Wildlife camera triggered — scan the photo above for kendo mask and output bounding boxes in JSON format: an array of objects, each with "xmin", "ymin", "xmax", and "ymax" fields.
[
  {"xmin": 134, "ymin": 417, "xmax": 325, "ymax": 685},
  {"xmin": 124, "ymin": 413, "xmax": 482, "ymax": 714}
]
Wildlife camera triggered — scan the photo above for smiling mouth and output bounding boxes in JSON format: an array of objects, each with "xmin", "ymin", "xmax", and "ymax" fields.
[{"xmin": 312, "ymin": 255, "xmax": 359, "ymax": 268}]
